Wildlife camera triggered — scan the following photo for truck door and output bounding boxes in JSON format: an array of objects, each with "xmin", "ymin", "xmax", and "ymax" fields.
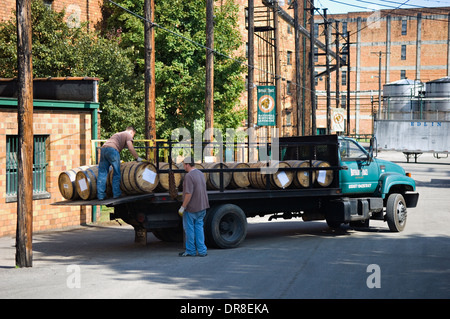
[{"xmin": 339, "ymin": 138, "xmax": 379, "ymax": 194}]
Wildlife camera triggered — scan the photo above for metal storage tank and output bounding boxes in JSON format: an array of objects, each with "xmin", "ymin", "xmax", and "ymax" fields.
[
  {"xmin": 425, "ymin": 76, "xmax": 450, "ymax": 121},
  {"xmin": 382, "ymin": 79, "xmax": 424, "ymax": 120}
]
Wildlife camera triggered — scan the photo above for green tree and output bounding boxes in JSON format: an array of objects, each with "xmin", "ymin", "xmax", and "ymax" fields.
[
  {"xmin": 0, "ymin": 0, "xmax": 246, "ymax": 140},
  {"xmin": 101, "ymin": 0, "xmax": 246, "ymax": 139}
]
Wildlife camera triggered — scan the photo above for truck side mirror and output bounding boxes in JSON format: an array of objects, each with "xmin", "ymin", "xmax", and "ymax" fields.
[{"xmin": 368, "ymin": 137, "xmax": 375, "ymax": 160}]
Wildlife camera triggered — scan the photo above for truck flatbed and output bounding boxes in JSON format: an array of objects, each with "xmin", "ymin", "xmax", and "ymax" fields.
[
  {"xmin": 53, "ymin": 186, "xmax": 342, "ymax": 207},
  {"xmin": 52, "ymin": 193, "xmax": 156, "ymax": 207}
]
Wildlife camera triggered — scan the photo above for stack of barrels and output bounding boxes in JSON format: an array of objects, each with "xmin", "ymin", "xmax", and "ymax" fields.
[
  {"xmin": 58, "ymin": 160, "xmax": 334, "ymax": 201},
  {"xmin": 58, "ymin": 162, "xmax": 181, "ymax": 201}
]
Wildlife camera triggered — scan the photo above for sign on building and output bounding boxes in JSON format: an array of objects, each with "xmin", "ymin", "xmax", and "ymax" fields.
[
  {"xmin": 332, "ymin": 108, "xmax": 345, "ymax": 132},
  {"xmin": 257, "ymin": 86, "xmax": 276, "ymax": 126}
]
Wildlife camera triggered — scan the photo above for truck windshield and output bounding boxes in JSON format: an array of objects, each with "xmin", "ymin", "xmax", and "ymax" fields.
[{"xmin": 339, "ymin": 139, "xmax": 368, "ymax": 160}]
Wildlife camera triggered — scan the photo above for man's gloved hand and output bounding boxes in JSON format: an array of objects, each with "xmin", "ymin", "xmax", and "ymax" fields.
[
  {"xmin": 137, "ymin": 157, "xmax": 143, "ymax": 162},
  {"xmin": 178, "ymin": 206, "xmax": 185, "ymax": 217}
]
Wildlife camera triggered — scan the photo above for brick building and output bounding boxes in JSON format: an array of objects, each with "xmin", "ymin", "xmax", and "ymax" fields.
[
  {"xmin": 0, "ymin": 78, "xmax": 100, "ymax": 237},
  {"xmin": 0, "ymin": 0, "xmax": 103, "ymax": 237},
  {"xmin": 314, "ymin": 7, "xmax": 450, "ymax": 135}
]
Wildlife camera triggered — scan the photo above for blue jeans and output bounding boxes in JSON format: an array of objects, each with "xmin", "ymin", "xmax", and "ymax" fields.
[
  {"xmin": 97, "ymin": 147, "xmax": 121, "ymax": 199},
  {"xmin": 183, "ymin": 210, "xmax": 207, "ymax": 255}
]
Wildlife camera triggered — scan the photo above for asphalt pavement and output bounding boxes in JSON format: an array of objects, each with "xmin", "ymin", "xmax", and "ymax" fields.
[{"xmin": 0, "ymin": 150, "xmax": 449, "ymax": 301}]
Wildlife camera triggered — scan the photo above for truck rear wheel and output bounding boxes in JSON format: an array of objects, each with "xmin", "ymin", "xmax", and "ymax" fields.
[
  {"xmin": 386, "ymin": 193, "xmax": 407, "ymax": 232},
  {"xmin": 205, "ymin": 204, "xmax": 247, "ymax": 249}
]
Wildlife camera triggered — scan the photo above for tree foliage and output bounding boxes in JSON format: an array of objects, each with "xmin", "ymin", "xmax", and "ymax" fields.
[
  {"xmin": 102, "ymin": 0, "xmax": 246, "ymax": 139},
  {"xmin": 0, "ymin": 0, "xmax": 246, "ymax": 140}
]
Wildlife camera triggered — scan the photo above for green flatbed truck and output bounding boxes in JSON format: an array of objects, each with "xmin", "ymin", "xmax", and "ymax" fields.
[{"xmin": 56, "ymin": 135, "xmax": 419, "ymax": 248}]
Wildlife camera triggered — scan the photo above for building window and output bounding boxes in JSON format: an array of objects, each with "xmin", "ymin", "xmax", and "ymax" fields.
[
  {"xmin": 287, "ymin": 81, "xmax": 292, "ymax": 95},
  {"xmin": 342, "ymin": 22, "xmax": 348, "ymax": 37},
  {"xmin": 6, "ymin": 135, "xmax": 49, "ymax": 201},
  {"xmin": 314, "ymin": 23, "xmax": 319, "ymax": 38},
  {"xmin": 401, "ymin": 19, "xmax": 407, "ymax": 35},
  {"xmin": 286, "ymin": 112, "xmax": 292, "ymax": 126},
  {"xmin": 314, "ymin": 47, "xmax": 318, "ymax": 62},
  {"xmin": 287, "ymin": 51, "xmax": 292, "ymax": 65},
  {"xmin": 400, "ymin": 70, "xmax": 406, "ymax": 79},
  {"xmin": 43, "ymin": 0, "xmax": 53, "ymax": 9},
  {"xmin": 341, "ymin": 95, "xmax": 347, "ymax": 109},
  {"xmin": 401, "ymin": 45, "xmax": 406, "ymax": 60},
  {"xmin": 341, "ymin": 70, "xmax": 347, "ymax": 86},
  {"xmin": 287, "ymin": 24, "xmax": 292, "ymax": 34}
]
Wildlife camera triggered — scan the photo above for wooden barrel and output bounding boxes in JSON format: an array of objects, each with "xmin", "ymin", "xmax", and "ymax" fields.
[
  {"xmin": 286, "ymin": 160, "xmax": 315, "ymax": 188},
  {"xmin": 248, "ymin": 162, "xmax": 266, "ymax": 189},
  {"xmin": 273, "ymin": 161, "xmax": 294, "ymax": 189},
  {"xmin": 58, "ymin": 165, "xmax": 95, "ymax": 200},
  {"xmin": 248, "ymin": 161, "xmax": 294, "ymax": 189},
  {"xmin": 227, "ymin": 162, "xmax": 250, "ymax": 189},
  {"xmin": 120, "ymin": 161, "xmax": 159, "ymax": 194},
  {"xmin": 312, "ymin": 160, "xmax": 333, "ymax": 187},
  {"xmin": 156, "ymin": 162, "xmax": 182, "ymax": 192},
  {"xmin": 203, "ymin": 162, "xmax": 232, "ymax": 190},
  {"xmin": 75, "ymin": 166, "xmax": 99, "ymax": 200}
]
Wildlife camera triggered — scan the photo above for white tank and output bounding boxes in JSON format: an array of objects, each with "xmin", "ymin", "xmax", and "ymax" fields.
[
  {"xmin": 382, "ymin": 79, "xmax": 424, "ymax": 120},
  {"xmin": 425, "ymin": 76, "xmax": 450, "ymax": 121}
]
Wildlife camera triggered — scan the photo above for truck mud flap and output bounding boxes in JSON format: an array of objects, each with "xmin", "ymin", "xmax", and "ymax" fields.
[
  {"xmin": 325, "ymin": 198, "xmax": 381, "ymax": 223},
  {"xmin": 404, "ymin": 192, "xmax": 419, "ymax": 208}
]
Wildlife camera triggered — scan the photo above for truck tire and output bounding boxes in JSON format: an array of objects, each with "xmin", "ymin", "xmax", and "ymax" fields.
[
  {"xmin": 205, "ymin": 204, "xmax": 247, "ymax": 249},
  {"xmin": 386, "ymin": 193, "xmax": 407, "ymax": 232}
]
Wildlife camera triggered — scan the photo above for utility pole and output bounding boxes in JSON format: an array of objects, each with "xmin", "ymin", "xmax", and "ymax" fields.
[
  {"xmin": 16, "ymin": 0, "xmax": 33, "ymax": 268},
  {"xmin": 309, "ymin": 5, "xmax": 316, "ymax": 135},
  {"xmin": 324, "ymin": 9, "xmax": 331, "ymax": 134},
  {"xmin": 205, "ymin": 0, "xmax": 214, "ymax": 142},
  {"xmin": 294, "ymin": 0, "xmax": 302, "ymax": 136},
  {"xmin": 371, "ymin": 51, "xmax": 386, "ymax": 117},
  {"xmin": 274, "ymin": 2, "xmax": 282, "ymax": 132},
  {"xmin": 248, "ymin": 0, "xmax": 254, "ymax": 129},
  {"xmin": 335, "ymin": 20, "xmax": 340, "ymax": 110},
  {"xmin": 144, "ymin": 0, "xmax": 156, "ymax": 159},
  {"xmin": 346, "ymin": 33, "xmax": 351, "ymax": 136}
]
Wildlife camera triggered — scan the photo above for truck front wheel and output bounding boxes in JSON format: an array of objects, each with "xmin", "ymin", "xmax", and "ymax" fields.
[
  {"xmin": 205, "ymin": 204, "xmax": 247, "ymax": 249},
  {"xmin": 386, "ymin": 193, "xmax": 407, "ymax": 232}
]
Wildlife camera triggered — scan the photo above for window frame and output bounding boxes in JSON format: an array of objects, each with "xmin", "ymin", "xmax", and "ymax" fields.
[
  {"xmin": 6, "ymin": 134, "xmax": 50, "ymax": 202},
  {"xmin": 401, "ymin": 19, "xmax": 407, "ymax": 36}
]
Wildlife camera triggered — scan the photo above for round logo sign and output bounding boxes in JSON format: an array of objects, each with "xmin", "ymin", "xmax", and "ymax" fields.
[
  {"xmin": 258, "ymin": 95, "xmax": 275, "ymax": 113},
  {"xmin": 333, "ymin": 112, "xmax": 344, "ymax": 124}
]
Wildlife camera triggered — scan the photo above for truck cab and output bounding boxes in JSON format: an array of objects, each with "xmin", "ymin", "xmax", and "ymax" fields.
[
  {"xmin": 338, "ymin": 136, "xmax": 417, "ymax": 198},
  {"xmin": 337, "ymin": 136, "xmax": 419, "ymax": 231}
]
